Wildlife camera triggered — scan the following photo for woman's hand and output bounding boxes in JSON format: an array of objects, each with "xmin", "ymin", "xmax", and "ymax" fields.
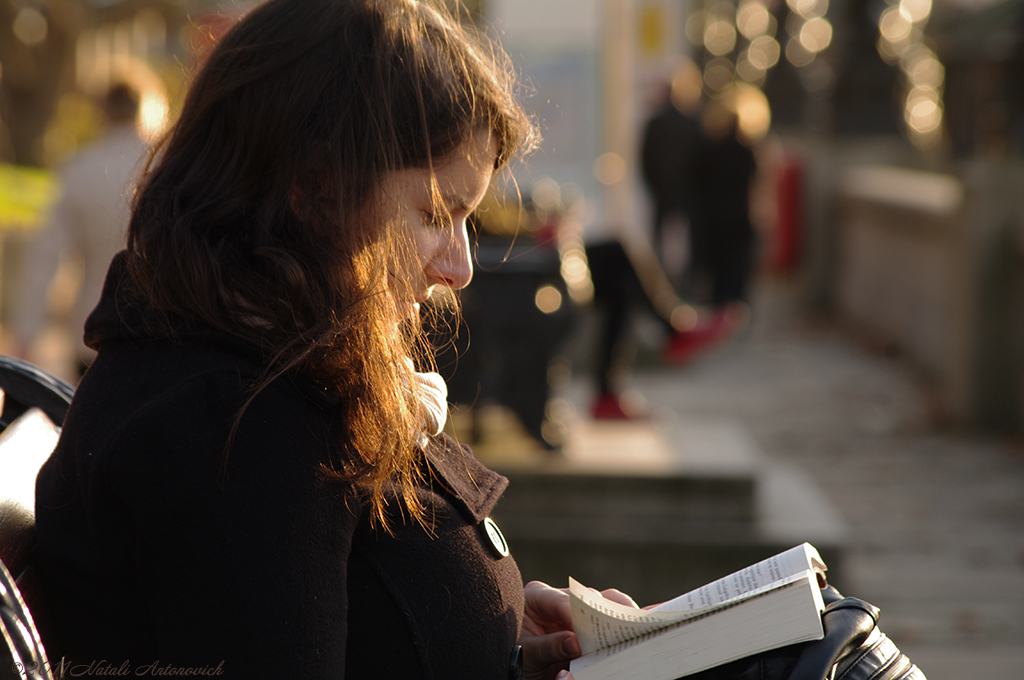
[
  {"xmin": 520, "ymin": 581, "xmax": 577, "ymax": 680},
  {"xmin": 519, "ymin": 580, "xmax": 639, "ymax": 680}
]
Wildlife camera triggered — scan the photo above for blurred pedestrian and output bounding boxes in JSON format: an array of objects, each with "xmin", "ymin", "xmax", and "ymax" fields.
[
  {"xmin": 585, "ymin": 238, "xmax": 654, "ymax": 419},
  {"xmin": 664, "ymin": 101, "xmax": 756, "ymax": 365},
  {"xmin": 639, "ymin": 61, "xmax": 703, "ymax": 294},
  {"xmin": 11, "ymin": 82, "xmax": 148, "ymax": 379},
  {"xmin": 585, "ymin": 62, "xmax": 706, "ymax": 419},
  {"xmin": 583, "ymin": 220, "xmax": 696, "ymax": 420}
]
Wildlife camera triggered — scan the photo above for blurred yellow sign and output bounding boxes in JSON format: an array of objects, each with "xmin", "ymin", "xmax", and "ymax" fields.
[
  {"xmin": 638, "ymin": 3, "xmax": 666, "ymax": 56},
  {"xmin": 0, "ymin": 164, "xmax": 61, "ymax": 231}
]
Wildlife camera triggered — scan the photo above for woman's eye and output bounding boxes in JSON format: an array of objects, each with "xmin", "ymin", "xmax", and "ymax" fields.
[{"xmin": 423, "ymin": 211, "xmax": 451, "ymax": 229}]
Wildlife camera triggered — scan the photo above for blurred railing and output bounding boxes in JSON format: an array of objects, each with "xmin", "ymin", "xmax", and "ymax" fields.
[{"xmin": 832, "ymin": 161, "xmax": 1024, "ymax": 431}]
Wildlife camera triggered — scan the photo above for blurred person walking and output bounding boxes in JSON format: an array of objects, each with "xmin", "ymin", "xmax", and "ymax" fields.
[
  {"xmin": 582, "ymin": 63, "xmax": 705, "ymax": 420},
  {"xmin": 10, "ymin": 82, "xmax": 148, "ymax": 380},
  {"xmin": 583, "ymin": 219, "xmax": 697, "ymax": 420},
  {"xmin": 585, "ymin": 238, "xmax": 655, "ymax": 419}
]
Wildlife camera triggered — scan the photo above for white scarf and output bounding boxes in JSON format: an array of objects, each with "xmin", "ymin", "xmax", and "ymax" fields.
[{"xmin": 404, "ymin": 358, "xmax": 449, "ymax": 448}]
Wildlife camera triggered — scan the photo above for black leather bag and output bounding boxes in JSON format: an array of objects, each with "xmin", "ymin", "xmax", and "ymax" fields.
[{"xmin": 683, "ymin": 587, "xmax": 925, "ymax": 680}]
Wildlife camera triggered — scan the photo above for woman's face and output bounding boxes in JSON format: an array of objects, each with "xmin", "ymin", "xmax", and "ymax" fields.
[{"xmin": 382, "ymin": 132, "xmax": 497, "ymax": 319}]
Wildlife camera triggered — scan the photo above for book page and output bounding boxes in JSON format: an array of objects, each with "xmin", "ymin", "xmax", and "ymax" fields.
[
  {"xmin": 570, "ymin": 543, "xmax": 826, "ymax": 655},
  {"xmin": 570, "ymin": 571, "xmax": 808, "ymax": 655},
  {"xmin": 571, "ymin": 572, "xmax": 825, "ymax": 680},
  {"xmin": 570, "ymin": 578, "xmax": 694, "ymax": 654},
  {"xmin": 651, "ymin": 543, "xmax": 824, "ymax": 613}
]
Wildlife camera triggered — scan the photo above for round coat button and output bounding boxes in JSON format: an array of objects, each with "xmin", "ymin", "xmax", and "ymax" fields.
[
  {"xmin": 483, "ymin": 517, "xmax": 509, "ymax": 558},
  {"xmin": 508, "ymin": 644, "xmax": 523, "ymax": 680}
]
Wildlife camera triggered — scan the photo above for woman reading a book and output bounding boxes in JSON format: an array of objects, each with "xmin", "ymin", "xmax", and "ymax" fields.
[{"xmin": 31, "ymin": 1, "xmax": 629, "ymax": 677}]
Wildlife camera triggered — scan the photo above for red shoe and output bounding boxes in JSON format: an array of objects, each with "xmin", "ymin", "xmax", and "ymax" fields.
[
  {"xmin": 591, "ymin": 392, "xmax": 648, "ymax": 420},
  {"xmin": 663, "ymin": 326, "xmax": 720, "ymax": 365},
  {"xmin": 663, "ymin": 305, "xmax": 745, "ymax": 365}
]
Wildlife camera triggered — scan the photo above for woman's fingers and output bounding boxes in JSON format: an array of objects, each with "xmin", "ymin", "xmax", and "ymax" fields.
[{"xmin": 598, "ymin": 587, "xmax": 640, "ymax": 608}]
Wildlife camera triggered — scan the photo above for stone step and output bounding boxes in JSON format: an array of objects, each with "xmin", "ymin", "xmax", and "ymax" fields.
[
  {"xmin": 489, "ymin": 417, "xmax": 848, "ymax": 606},
  {"xmin": 494, "ymin": 419, "xmax": 758, "ymax": 534}
]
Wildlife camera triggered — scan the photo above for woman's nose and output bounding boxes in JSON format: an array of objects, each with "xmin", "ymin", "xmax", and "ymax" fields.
[{"xmin": 429, "ymin": 222, "xmax": 473, "ymax": 290}]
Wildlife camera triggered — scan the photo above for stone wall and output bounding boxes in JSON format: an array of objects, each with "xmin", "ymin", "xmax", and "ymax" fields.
[{"xmin": 830, "ymin": 161, "xmax": 1024, "ymax": 431}]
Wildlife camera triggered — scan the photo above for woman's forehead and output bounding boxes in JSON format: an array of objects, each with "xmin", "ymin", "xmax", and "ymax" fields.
[{"xmin": 383, "ymin": 133, "xmax": 497, "ymax": 202}]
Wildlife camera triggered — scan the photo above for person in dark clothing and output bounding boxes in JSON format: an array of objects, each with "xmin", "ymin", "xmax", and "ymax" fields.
[
  {"xmin": 663, "ymin": 103, "xmax": 757, "ymax": 365},
  {"xmin": 584, "ymin": 64, "xmax": 704, "ymax": 419},
  {"xmin": 639, "ymin": 62, "xmax": 704, "ymax": 291},
  {"xmin": 640, "ymin": 101, "xmax": 701, "ymax": 253},
  {"xmin": 30, "ymin": 1, "xmax": 635, "ymax": 678},
  {"xmin": 584, "ymin": 239, "xmax": 651, "ymax": 419},
  {"xmin": 694, "ymin": 109, "xmax": 758, "ymax": 307}
]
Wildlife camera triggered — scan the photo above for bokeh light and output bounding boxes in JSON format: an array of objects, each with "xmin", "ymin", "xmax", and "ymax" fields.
[
  {"xmin": 875, "ymin": 0, "xmax": 944, "ymax": 147},
  {"xmin": 13, "ymin": 7, "xmax": 48, "ymax": 46},
  {"xmin": 737, "ymin": 0, "xmax": 771, "ymax": 39},
  {"xmin": 531, "ymin": 177, "xmax": 562, "ymax": 213},
  {"xmin": 671, "ymin": 59, "xmax": 704, "ymax": 111},
  {"xmin": 139, "ymin": 91, "xmax": 170, "ymax": 143},
  {"xmin": 899, "ymin": 0, "xmax": 932, "ymax": 24},
  {"xmin": 786, "ymin": 0, "xmax": 827, "ymax": 19},
  {"xmin": 785, "ymin": 11, "xmax": 805, "ymax": 38},
  {"xmin": 786, "ymin": 36, "xmax": 816, "ymax": 67},
  {"xmin": 904, "ymin": 85, "xmax": 942, "ymax": 132},
  {"xmin": 736, "ymin": 50, "xmax": 766, "ymax": 85},
  {"xmin": 670, "ymin": 304, "xmax": 699, "ymax": 332},
  {"xmin": 704, "ymin": 17, "xmax": 738, "ymax": 56},
  {"xmin": 703, "ymin": 58, "xmax": 736, "ymax": 93},
  {"xmin": 686, "ymin": 11, "xmax": 708, "ymax": 48},
  {"xmin": 903, "ymin": 45, "xmax": 944, "ymax": 89},
  {"xmin": 534, "ymin": 285, "xmax": 563, "ymax": 314},
  {"xmin": 799, "ymin": 17, "xmax": 833, "ymax": 53},
  {"xmin": 560, "ymin": 247, "xmax": 592, "ymax": 304},
  {"xmin": 879, "ymin": 7, "xmax": 913, "ymax": 44},
  {"xmin": 593, "ymin": 153, "xmax": 625, "ymax": 185},
  {"xmin": 748, "ymin": 35, "xmax": 781, "ymax": 69},
  {"xmin": 733, "ymin": 83, "xmax": 772, "ymax": 143}
]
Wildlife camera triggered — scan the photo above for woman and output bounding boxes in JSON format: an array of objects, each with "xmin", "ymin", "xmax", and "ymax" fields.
[{"xmin": 32, "ymin": 1, "xmax": 626, "ymax": 677}]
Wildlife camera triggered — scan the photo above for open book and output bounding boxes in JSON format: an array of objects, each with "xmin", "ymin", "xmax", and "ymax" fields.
[{"xmin": 568, "ymin": 543, "xmax": 828, "ymax": 680}]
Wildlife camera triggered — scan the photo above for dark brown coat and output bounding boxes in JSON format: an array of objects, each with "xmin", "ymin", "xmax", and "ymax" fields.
[{"xmin": 33, "ymin": 254, "xmax": 524, "ymax": 678}]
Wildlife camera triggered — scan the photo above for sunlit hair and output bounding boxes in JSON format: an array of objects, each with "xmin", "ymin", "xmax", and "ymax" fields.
[{"xmin": 125, "ymin": 0, "xmax": 538, "ymax": 527}]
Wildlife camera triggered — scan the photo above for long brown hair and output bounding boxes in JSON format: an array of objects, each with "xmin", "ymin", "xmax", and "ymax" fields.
[{"xmin": 125, "ymin": 0, "xmax": 538, "ymax": 526}]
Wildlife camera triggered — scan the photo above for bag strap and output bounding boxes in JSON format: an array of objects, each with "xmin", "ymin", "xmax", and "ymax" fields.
[{"xmin": 787, "ymin": 598, "xmax": 881, "ymax": 680}]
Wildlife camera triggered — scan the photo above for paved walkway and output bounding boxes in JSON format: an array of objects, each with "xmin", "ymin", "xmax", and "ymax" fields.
[{"xmin": 564, "ymin": 274, "xmax": 1024, "ymax": 680}]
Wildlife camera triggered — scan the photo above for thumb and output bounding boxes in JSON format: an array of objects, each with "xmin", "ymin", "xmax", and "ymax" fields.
[{"xmin": 522, "ymin": 631, "xmax": 580, "ymax": 676}]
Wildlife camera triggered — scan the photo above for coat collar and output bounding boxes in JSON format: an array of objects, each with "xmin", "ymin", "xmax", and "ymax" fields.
[{"xmin": 423, "ymin": 435, "xmax": 508, "ymax": 524}]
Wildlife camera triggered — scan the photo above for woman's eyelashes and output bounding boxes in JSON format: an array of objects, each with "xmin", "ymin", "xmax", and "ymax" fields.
[
  {"xmin": 422, "ymin": 206, "xmax": 457, "ymax": 231},
  {"xmin": 422, "ymin": 210, "xmax": 442, "ymax": 229}
]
